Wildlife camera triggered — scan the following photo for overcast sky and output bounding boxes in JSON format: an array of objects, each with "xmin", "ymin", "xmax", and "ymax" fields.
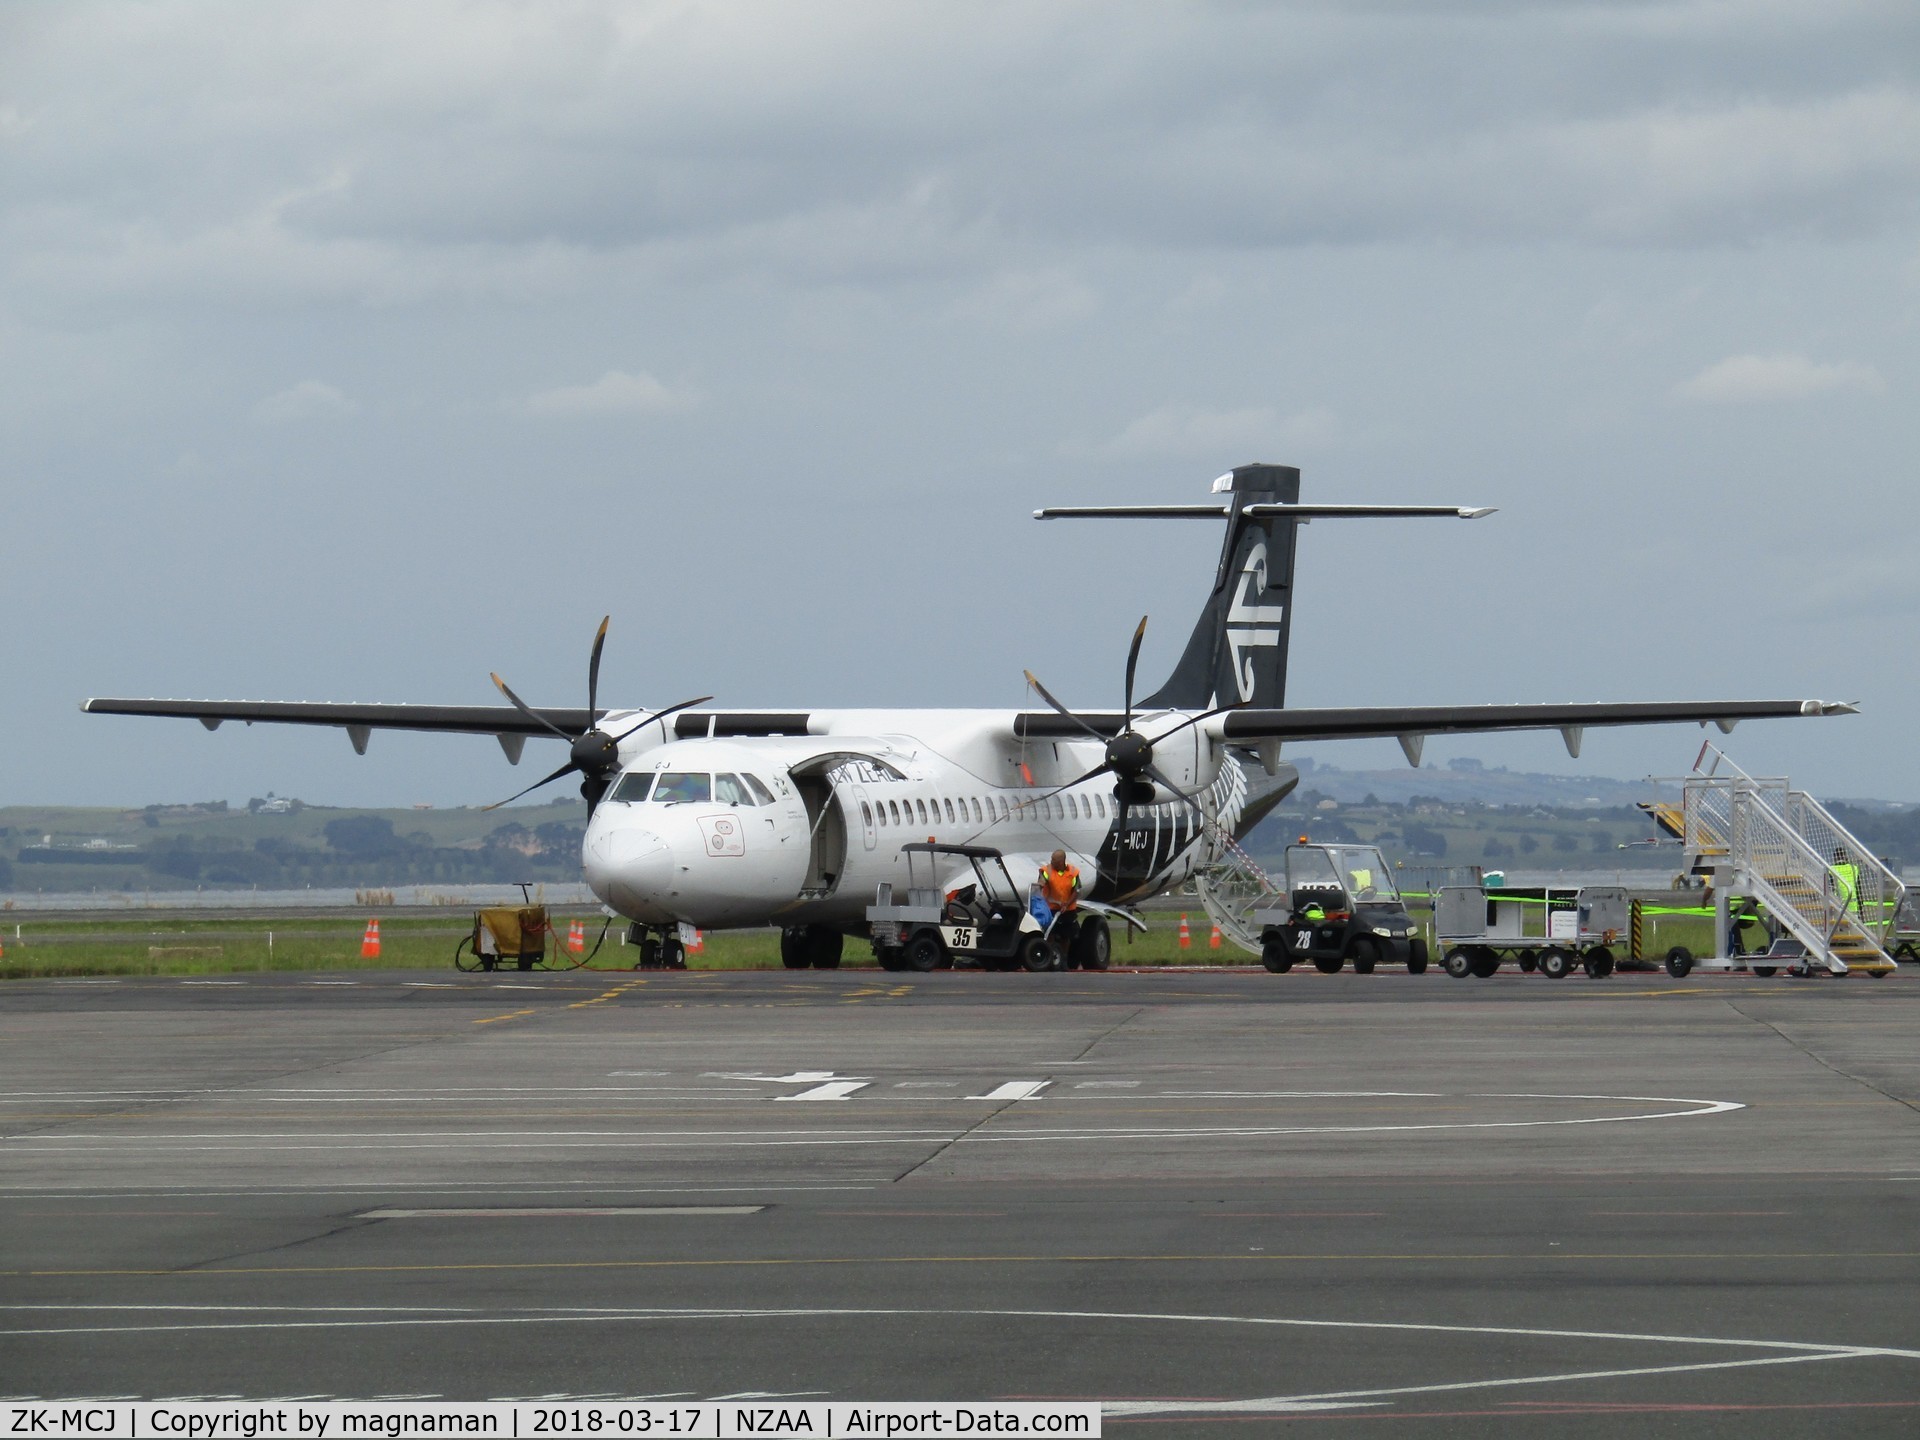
[{"xmin": 4, "ymin": 0, "xmax": 1916, "ymax": 809}]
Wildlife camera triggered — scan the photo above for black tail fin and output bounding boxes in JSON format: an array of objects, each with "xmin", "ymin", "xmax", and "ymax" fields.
[{"xmin": 1140, "ymin": 463, "xmax": 1301, "ymax": 711}]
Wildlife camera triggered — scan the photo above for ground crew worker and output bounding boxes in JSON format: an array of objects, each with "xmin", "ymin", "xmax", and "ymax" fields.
[
  {"xmin": 1831, "ymin": 847, "xmax": 1861, "ymax": 915},
  {"xmin": 1039, "ymin": 849, "xmax": 1081, "ymax": 963},
  {"xmin": 1728, "ymin": 898, "xmax": 1768, "ymax": 957}
]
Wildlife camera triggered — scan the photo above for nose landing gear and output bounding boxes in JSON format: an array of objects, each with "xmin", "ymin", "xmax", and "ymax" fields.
[{"xmin": 626, "ymin": 922, "xmax": 688, "ymax": 970}]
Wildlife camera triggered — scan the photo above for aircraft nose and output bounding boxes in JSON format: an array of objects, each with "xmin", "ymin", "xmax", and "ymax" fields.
[{"xmin": 584, "ymin": 825, "xmax": 674, "ymax": 912}]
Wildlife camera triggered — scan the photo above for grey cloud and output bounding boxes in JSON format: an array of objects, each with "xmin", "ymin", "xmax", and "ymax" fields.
[{"xmin": 7, "ymin": 0, "xmax": 1917, "ymax": 318}]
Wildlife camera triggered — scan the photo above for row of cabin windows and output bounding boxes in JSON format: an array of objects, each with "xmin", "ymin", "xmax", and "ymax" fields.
[
  {"xmin": 858, "ymin": 790, "xmax": 1113, "ymax": 831},
  {"xmin": 608, "ymin": 770, "xmax": 778, "ymax": 806}
]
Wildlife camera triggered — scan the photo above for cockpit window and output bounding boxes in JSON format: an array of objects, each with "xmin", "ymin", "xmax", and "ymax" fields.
[
  {"xmin": 714, "ymin": 773, "xmax": 753, "ymax": 806},
  {"xmin": 744, "ymin": 774, "xmax": 777, "ymax": 805},
  {"xmin": 652, "ymin": 772, "xmax": 711, "ymax": 805},
  {"xmin": 608, "ymin": 772, "xmax": 654, "ymax": 803}
]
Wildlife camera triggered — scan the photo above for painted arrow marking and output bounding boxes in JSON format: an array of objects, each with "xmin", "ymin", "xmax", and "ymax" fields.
[
  {"xmin": 775, "ymin": 1082, "xmax": 872, "ymax": 1102},
  {"xmin": 967, "ymin": 1081, "xmax": 1051, "ymax": 1101}
]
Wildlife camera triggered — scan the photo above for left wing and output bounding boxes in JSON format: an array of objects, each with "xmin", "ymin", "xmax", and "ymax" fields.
[{"xmin": 1016, "ymin": 698, "xmax": 1854, "ymax": 760}]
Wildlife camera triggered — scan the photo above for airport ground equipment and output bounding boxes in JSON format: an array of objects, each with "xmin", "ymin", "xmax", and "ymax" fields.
[
  {"xmin": 1249, "ymin": 842, "xmax": 1428, "ymax": 975},
  {"xmin": 454, "ymin": 904, "xmax": 554, "ymax": 972},
  {"xmin": 1433, "ymin": 883, "xmax": 1632, "ymax": 979},
  {"xmin": 1657, "ymin": 745, "xmax": 1902, "ymax": 977},
  {"xmin": 867, "ymin": 842, "xmax": 1061, "ymax": 972}
]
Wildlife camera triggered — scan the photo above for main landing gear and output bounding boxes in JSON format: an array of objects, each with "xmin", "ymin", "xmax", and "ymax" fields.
[{"xmin": 781, "ymin": 924, "xmax": 845, "ymax": 970}]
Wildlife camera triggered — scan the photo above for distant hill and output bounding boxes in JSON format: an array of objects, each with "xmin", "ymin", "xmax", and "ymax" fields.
[{"xmin": 0, "ymin": 796, "xmax": 587, "ymax": 896}]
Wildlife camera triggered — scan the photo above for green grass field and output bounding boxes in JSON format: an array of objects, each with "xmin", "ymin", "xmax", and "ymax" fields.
[{"xmin": 0, "ymin": 901, "xmax": 1724, "ymax": 980}]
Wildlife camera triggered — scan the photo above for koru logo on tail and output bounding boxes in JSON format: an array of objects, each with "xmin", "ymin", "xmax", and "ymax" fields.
[{"xmin": 1225, "ymin": 541, "xmax": 1286, "ymax": 702}]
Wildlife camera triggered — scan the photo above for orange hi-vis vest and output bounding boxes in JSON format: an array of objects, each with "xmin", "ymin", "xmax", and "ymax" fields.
[{"xmin": 1040, "ymin": 863, "xmax": 1081, "ymax": 911}]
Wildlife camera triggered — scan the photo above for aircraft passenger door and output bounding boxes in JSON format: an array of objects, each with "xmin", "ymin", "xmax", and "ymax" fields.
[{"xmin": 851, "ymin": 785, "xmax": 877, "ymax": 851}]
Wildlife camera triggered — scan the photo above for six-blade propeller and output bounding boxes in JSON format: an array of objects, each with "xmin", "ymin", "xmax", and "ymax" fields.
[
  {"xmin": 487, "ymin": 616, "xmax": 711, "ymax": 816},
  {"xmin": 1023, "ymin": 615, "xmax": 1244, "ymax": 845}
]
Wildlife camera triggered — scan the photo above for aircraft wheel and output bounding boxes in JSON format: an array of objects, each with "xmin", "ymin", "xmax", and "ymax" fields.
[
  {"xmin": 1020, "ymin": 936, "xmax": 1058, "ymax": 972},
  {"xmin": 1262, "ymin": 941, "xmax": 1293, "ymax": 974},
  {"xmin": 904, "ymin": 933, "xmax": 944, "ymax": 973},
  {"xmin": 807, "ymin": 926, "xmax": 843, "ymax": 970},
  {"xmin": 1583, "ymin": 947, "xmax": 1615, "ymax": 979},
  {"xmin": 1443, "ymin": 947, "xmax": 1473, "ymax": 980},
  {"xmin": 1538, "ymin": 947, "xmax": 1573, "ymax": 980},
  {"xmin": 1072, "ymin": 916, "xmax": 1111, "ymax": 972},
  {"xmin": 1346, "ymin": 936, "xmax": 1380, "ymax": 975},
  {"xmin": 780, "ymin": 927, "xmax": 811, "ymax": 970},
  {"xmin": 1406, "ymin": 938, "xmax": 1429, "ymax": 975},
  {"xmin": 1468, "ymin": 947, "xmax": 1501, "ymax": 979},
  {"xmin": 1516, "ymin": 949, "xmax": 1538, "ymax": 974},
  {"xmin": 1313, "ymin": 954, "xmax": 1343, "ymax": 975},
  {"xmin": 1664, "ymin": 946, "xmax": 1694, "ymax": 979},
  {"xmin": 1752, "ymin": 965, "xmax": 1778, "ymax": 977}
]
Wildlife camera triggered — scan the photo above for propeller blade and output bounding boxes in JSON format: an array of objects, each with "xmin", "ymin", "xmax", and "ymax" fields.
[
  {"xmin": 1151, "ymin": 696, "xmax": 1250, "ymax": 743},
  {"xmin": 1145, "ymin": 761, "xmax": 1211, "ymax": 822},
  {"xmin": 1031, "ymin": 761, "xmax": 1114, "ymax": 806},
  {"xmin": 606, "ymin": 694, "xmax": 717, "ymax": 746},
  {"xmin": 1122, "ymin": 616, "xmax": 1148, "ymax": 728},
  {"xmin": 1022, "ymin": 670, "xmax": 1108, "ymax": 743},
  {"xmin": 484, "ymin": 759, "xmax": 578, "ymax": 811},
  {"xmin": 585, "ymin": 615, "xmax": 610, "ymax": 730},
  {"xmin": 490, "ymin": 673, "xmax": 575, "ymax": 741}
]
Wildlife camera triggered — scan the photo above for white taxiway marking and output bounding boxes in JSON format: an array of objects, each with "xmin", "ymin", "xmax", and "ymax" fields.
[
  {"xmin": 966, "ymin": 1081, "xmax": 1050, "ymax": 1101},
  {"xmin": 360, "ymin": 1206, "xmax": 764, "ymax": 1218},
  {"xmin": 775, "ymin": 1082, "xmax": 871, "ymax": 1102},
  {"xmin": 0, "ymin": 1093, "xmax": 1746, "ymax": 1153},
  {"xmin": 3, "ymin": 1303, "xmax": 1912, "ymax": 1419}
]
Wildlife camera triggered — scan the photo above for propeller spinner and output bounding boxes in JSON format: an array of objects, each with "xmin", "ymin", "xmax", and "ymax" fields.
[{"xmin": 487, "ymin": 616, "xmax": 711, "ymax": 815}]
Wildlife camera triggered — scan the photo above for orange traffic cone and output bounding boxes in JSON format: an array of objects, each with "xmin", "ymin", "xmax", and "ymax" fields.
[
  {"xmin": 688, "ymin": 928, "xmax": 704, "ymax": 953},
  {"xmin": 1178, "ymin": 914, "xmax": 1191, "ymax": 949},
  {"xmin": 567, "ymin": 919, "xmax": 585, "ymax": 954},
  {"xmin": 360, "ymin": 919, "xmax": 381, "ymax": 959},
  {"xmin": 1209, "ymin": 921, "xmax": 1222, "ymax": 949}
]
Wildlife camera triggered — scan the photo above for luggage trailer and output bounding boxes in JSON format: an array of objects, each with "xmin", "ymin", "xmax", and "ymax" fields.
[{"xmin": 1432, "ymin": 883, "xmax": 1637, "ymax": 980}]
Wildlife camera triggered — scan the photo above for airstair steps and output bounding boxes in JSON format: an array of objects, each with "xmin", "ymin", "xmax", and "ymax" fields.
[{"xmin": 1680, "ymin": 746, "xmax": 1903, "ymax": 974}]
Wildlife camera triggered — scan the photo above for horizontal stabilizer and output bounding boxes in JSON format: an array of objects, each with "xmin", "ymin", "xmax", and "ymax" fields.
[{"xmin": 1034, "ymin": 503, "xmax": 1493, "ymax": 520}]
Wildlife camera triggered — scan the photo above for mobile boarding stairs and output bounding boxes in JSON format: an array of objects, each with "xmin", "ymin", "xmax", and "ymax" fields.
[{"xmin": 1645, "ymin": 745, "xmax": 1904, "ymax": 976}]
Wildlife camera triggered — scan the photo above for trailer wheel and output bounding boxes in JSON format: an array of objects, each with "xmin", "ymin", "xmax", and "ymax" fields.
[
  {"xmin": 876, "ymin": 946, "xmax": 905, "ymax": 972},
  {"xmin": 1516, "ymin": 949, "xmax": 1538, "ymax": 974},
  {"xmin": 1313, "ymin": 954, "xmax": 1343, "ymax": 975},
  {"xmin": 1443, "ymin": 947, "xmax": 1473, "ymax": 980},
  {"xmin": 1752, "ymin": 965, "xmax": 1778, "ymax": 977},
  {"xmin": 1407, "ymin": 938, "xmax": 1429, "ymax": 975},
  {"xmin": 1539, "ymin": 947, "xmax": 1573, "ymax": 980},
  {"xmin": 1583, "ymin": 947, "xmax": 1615, "ymax": 979},
  {"xmin": 1346, "ymin": 936, "xmax": 1380, "ymax": 975},
  {"xmin": 1020, "ymin": 936, "xmax": 1058, "ymax": 972},
  {"xmin": 904, "ymin": 932, "xmax": 944, "ymax": 972},
  {"xmin": 1664, "ymin": 946, "xmax": 1694, "ymax": 979},
  {"xmin": 1468, "ymin": 947, "xmax": 1501, "ymax": 979},
  {"xmin": 1261, "ymin": 942, "xmax": 1293, "ymax": 974}
]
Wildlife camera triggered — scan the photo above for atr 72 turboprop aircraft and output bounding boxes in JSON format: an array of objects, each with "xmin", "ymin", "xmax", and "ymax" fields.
[{"xmin": 87, "ymin": 464, "xmax": 1852, "ymax": 970}]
